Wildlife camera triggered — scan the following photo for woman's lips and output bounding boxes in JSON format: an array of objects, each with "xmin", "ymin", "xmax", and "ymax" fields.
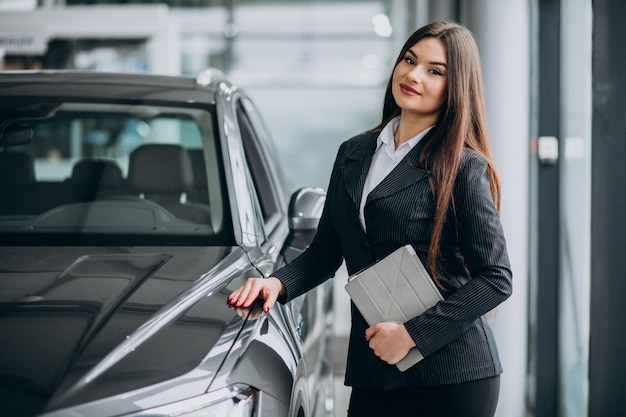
[{"xmin": 399, "ymin": 83, "xmax": 420, "ymax": 96}]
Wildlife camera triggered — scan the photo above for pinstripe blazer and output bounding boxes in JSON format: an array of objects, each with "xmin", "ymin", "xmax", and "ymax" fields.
[{"xmin": 274, "ymin": 130, "xmax": 512, "ymax": 389}]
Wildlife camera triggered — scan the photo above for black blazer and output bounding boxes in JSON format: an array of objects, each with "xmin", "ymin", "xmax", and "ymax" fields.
[{"xmin": 274, "ymin": 130, "xmax": 513, "ymax": 389}]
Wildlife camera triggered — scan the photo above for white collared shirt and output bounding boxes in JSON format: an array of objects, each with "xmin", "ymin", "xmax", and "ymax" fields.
[{"xmin": 359, "ymin": 117, "xmax": 433, "ymax": 231}]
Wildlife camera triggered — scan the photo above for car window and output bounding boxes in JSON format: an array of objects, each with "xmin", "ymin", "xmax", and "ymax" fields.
[
  {"xmin": 236, "ymin": 99, "xmax": 283, "ymax": 228},
  {"xmin": 0, "ymin": 101, "xmax": 234, "ymax": 245}
]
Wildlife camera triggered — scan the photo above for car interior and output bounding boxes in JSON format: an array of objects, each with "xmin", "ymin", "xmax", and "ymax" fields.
[{"xmin": 0, "ymin": 102, "xmax": 224, "ymax": 240}]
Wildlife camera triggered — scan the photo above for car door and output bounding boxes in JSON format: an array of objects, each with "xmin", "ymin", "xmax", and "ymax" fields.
[{"xmin": 234, "ymin": 96, "xmax": 333, "ymax": 417}]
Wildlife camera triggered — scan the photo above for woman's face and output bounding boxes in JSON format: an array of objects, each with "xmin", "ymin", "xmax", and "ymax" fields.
[{"xmin": 392, "ymin": 37, "xmax": 448, "ymax": 124}]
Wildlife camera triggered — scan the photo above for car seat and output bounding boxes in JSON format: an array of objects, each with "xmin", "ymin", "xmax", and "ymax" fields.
[{"xmin": 126, "ymin": 144, "xmax": 211, "ymax": 224}]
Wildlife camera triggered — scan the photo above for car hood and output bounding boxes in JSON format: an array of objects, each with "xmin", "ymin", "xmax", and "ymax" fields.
[{"xmin": 0, "ymin": 245, "xmax": 252, "ymax": 416}]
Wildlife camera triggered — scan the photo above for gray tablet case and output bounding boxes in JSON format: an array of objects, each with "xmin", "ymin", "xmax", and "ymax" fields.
[{"xmin": 345, "ymin": 244, "xmax": 443, "ymax": 371}]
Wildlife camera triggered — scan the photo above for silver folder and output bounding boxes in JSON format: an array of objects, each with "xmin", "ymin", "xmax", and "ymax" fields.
[{"xmin": 345, "ymin": 244, "xmax": 443, "ymax": 371}]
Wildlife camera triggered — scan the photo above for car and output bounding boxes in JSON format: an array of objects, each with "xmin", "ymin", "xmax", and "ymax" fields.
[{"xmin": 0, "ymin": 69, "xmax": 333, "ymax": 417}]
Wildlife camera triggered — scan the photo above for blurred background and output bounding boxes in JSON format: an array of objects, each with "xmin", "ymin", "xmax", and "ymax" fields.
[{"xmin": 3, "ymin": 0, "xmax": 625, "ymax": 416}]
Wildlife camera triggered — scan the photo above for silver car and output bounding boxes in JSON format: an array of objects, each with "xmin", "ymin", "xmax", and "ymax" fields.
[{"xmin": 0, "ymin": 70, "xmax": 333, "ymax": 417}]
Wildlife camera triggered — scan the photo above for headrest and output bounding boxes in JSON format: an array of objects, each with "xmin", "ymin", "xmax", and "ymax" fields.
[
  {"xmin": 0, "ymin": 152, "xmax": 35, "ymax": 186},
  {"xmin": 187, "ymin": 149, "xmax": 207, "ymax": 189},
  {"xmin": 127, "ymin": 144, "xmax": 194, "ymax": 194},
  {"xmin": 70, "ymin": 159, "xmax": 123, "ymax": 186}
]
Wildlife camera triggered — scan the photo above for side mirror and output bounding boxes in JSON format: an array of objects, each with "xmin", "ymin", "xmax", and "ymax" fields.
[
  {"xmin": 281, "ymin": 187, "xmax": 326, "ymax": 264},
  {"xmin": 288, "ymin": 187, "xmax": 326, "ymax": 231}
]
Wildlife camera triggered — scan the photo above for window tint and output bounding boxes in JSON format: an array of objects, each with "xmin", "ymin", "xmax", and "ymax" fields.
[
  {"xmin": 0, "ymin": 101, "xmax": 233, "ymax": 245},
  {"xmin": 236, "ymin": 100, "xmax": 281, "ymax": 225}
]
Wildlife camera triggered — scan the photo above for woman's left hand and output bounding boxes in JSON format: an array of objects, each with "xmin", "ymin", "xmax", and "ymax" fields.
[{"xmin": 365, "ymin": 322, "xmax": 417, "ymax": 365}]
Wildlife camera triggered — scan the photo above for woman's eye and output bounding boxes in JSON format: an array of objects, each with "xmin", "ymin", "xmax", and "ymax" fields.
[
  {"xmin": 429, "ymin": 69, "xmax": 443, "ymax": 76},
  {"xmin": 404, "ymin": 56, "xmax": 415, "ymax": 65}
]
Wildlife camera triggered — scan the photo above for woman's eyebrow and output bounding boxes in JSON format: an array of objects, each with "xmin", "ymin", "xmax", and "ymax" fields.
[{"xmin": 406, "ymin": 48, "xmax": 448, "ymax": 68}]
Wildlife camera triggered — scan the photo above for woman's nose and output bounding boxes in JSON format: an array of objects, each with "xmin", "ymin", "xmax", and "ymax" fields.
[{"xmin": 407, "ymin": 66, "xmax": 424, "ymax": 83}]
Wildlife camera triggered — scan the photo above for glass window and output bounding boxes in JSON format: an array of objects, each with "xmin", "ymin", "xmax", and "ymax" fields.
[
  {"xmin": 0, "ymin": 101, "xmax": 232, "ymax": 245},
  {"xmin": 558, "ymin": 0, "xmax": 592, "ymax": 415},
  {"xmin": 236, "ymin": 100, "xmax": 280, "ymax": 224}
]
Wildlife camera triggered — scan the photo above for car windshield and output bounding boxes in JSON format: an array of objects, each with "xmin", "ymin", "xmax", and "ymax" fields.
[{"xmin": 0, "ymin": 100, "xmax": 232, "ymax": 245}]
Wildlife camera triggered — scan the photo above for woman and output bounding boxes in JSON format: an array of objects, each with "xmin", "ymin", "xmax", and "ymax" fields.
[{"xmin": 229, "ymin": 21, "xmax": 512, "ymax": 417}]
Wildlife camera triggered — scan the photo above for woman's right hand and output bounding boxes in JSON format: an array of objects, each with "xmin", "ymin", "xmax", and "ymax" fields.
[{"xmin": 227, "ymin": 277, "xmax": 285, "ymax": 313}]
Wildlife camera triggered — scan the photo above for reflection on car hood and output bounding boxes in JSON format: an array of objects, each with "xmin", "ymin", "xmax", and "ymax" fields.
[{"xmin": 0, "ymin": 245, "xmax": 248, "ymax": 416}]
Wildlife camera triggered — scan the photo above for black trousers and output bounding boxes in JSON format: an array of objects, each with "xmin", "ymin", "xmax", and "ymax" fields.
[{"xmin": 347, "ymin": 375, "xmax": 500, "ymax": 417}]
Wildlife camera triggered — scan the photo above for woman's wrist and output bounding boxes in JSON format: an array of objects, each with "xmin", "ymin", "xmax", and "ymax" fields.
[{"xmin": 266, "ymin": 276, "xmax": 286, "ymax": 296}]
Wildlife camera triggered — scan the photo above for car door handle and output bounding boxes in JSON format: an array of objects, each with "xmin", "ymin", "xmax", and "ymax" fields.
[{"xmin": 295, "ymin": 312, "xmax": 304, "ymax": 338}]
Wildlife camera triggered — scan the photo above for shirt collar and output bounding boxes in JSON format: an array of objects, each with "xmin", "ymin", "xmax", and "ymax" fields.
[{"xmin": 376, "ymin": 116, "xmax": 433, "ymax": 153}]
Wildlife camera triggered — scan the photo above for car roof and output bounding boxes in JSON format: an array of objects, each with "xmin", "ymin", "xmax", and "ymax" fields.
[{"xmin": 0, "ymin": 70, "xmax": 233, "ymax": 104}]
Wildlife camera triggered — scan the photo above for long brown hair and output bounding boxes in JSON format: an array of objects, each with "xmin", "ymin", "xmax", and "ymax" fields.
[{"xmin": 374, "ymin": 21, "xmax": 501, "ymax": 288}]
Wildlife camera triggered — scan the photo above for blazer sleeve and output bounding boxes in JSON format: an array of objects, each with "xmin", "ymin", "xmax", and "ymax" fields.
[
  {"xmin": 272, "ymin": 142, "xmax": 347, "ymax": 303},
  {"xmin": 404, "ymin": 152, "xmax": 513, "ymax": 358}
]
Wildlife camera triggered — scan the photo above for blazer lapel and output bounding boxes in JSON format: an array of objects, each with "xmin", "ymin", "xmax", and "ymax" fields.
[
  {"xmin": 341, "ymin": 132, "xmax": 378, "ymax": 210},
  {"xmin": 366, "ymin": 143, "xmax": 430, "ymax": 203}
]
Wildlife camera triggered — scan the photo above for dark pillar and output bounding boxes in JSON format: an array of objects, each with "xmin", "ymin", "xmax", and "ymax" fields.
[
  {"xmin": 589, "ymin": 0, "xmax": 626, "ymax": 415},
  {"xmin": 529, "ymin": 0, "xmax": 560, "ymax": 416}
]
